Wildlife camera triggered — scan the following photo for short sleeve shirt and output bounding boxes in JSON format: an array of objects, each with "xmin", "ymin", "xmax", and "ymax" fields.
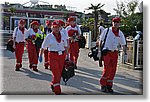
[
  {"xmin": 100, "ymin": 27, "xmax": 126, "ymax": 51},
  {"xmin": 41, "ymin": 31, "xmax": 67, "ymax": 51}
]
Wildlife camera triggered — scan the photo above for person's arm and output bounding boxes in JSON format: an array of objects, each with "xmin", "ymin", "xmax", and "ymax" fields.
[
  {"xmin": 38, "ymin": 35, "xmax": 49, "ymax": 62},
  {"xmin": 39, "ymin": 48, "xmax": 44, "ymax": 57},
  {"xmin": 12, "ymin": 27, "xmax": 17, "ymax": 48},
  {"xmin": 122, "ymin": 45, "xmax": 127, "ymax": 54},
  {"xmin": 13, "ymin": 37, "xmax": 16, "ymax": 49}
]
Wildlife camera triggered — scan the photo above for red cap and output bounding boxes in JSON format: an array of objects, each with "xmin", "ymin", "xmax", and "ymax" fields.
[
  {"xmin": 58, "ymin": 20, "xmax": 65, "ymax": 25},
  {"xmin": 52, "ymin": 20, "xmax": 60, "ymax": 27},
  {"xmin": 112, "ymin": 17, "xmax": 121, "ymax": 22},
  {"xmin": 31, "ymin": 21, "xmax": 39, "ymax": 26},
  {"xmin": 19, "ymin": 19, "xmax": 26, "ymax": 24},
  {"xmin": 67, "ymin": 17, "xmax": 75, "ymax": 22},
  {"xmin": 46, "ymin": 20, "xmax": 51, "ymax": 25}
]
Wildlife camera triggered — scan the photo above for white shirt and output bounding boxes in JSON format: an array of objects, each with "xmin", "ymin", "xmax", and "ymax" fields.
[
  {"xmin": 60, "ymin": 27, "xmax": 69, "ymax": 40},
  {"xmin": 66, "ymin": 25, "xmax": 81, "ymax": 36},
  {"xmin": 100, "ymin": 27, "xmax": 126, "ymax": 51},
  {"xmin": 13, "ymin": 27, "xmax": 27, "ymax": 43},
  {"xmin": 25, "ymin": 28, "xmax": 42, "ymax": 39},
  {"xmin": 99, "ymin": 26, "xmax": 105, "ymax": 35},
  {"xmin": 41, "ymin": 32, "xmax": 67, "ymax": 52}
]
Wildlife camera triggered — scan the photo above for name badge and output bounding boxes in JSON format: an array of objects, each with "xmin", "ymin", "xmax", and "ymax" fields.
[{"xmin": 58, "ymin": 51, "xmax": 62, "ymax": 55}]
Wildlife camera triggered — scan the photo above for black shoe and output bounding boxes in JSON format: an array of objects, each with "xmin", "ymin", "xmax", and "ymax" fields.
[
  {"xmin": 51, "ymin": 85, "xmax": 54, "ymax": 92},
  {"xmin": 101, "ymin": 86, "xmax": 107, "ymax": 92},
  {"xmin": 33, "ymin": 68, "xmax": 38, "ymax": 72},
  {"xmin": 107, "ymin": 85, "xmax": 114, "ymax": 93},
  {"xmin": 15, "ymin": 68, "xmax": 20, "ymax": 71},
  {"xmin": 74, "ymin": 65, "xmax": 77, "ymax": 69},
  {"xmin": 19, "ymin": 64, "xmax": 22, "ymax": 68},
  {"xmin": 29, "ymin": 64, "xmax": 32, "ymax": 69},
  {"xmin": 45, "ymin": 66, "xmax": 48, "ymax": 69}
]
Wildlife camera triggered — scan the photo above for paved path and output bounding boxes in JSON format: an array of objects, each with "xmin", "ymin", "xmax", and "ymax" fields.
[{"xmin": 0, "ymin": 47, "xmax": 143, "ymax": 95}]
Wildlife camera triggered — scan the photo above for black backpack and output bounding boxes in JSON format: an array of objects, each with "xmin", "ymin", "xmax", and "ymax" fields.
[
  {"xmin": 78, "ymin": 36, "xmax": 86, "ymax": 48},
  {"xmin": 6, "ymin": 38, "xmax": 15, "ymax": 52},
  {"xmin": 62, "ymin": 59, "xmax": 75, "ymax": 85}
]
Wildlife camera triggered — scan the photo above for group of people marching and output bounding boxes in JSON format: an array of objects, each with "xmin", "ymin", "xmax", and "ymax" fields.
[
  {"xmin": 12, "ymin": 16, "xmax": 127, "ymax": 95},
  {"xmin": 12, "ymin": 17, "xmax": 81, "ymax": 94}
]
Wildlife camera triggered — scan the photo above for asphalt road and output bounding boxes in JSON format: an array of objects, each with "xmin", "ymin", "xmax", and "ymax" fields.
[{"xmin": 0, "ymin": 47, "xmax": 143, "ymax": 95}]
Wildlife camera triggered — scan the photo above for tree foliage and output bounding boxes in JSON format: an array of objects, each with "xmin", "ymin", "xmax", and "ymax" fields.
[
  {"xmin": 114, "ymin": 0, "xmax": 143, "ymax": 37},
  {"xmin": 86, "ymin": 3, "xmax": 105, "ymax": 41}
]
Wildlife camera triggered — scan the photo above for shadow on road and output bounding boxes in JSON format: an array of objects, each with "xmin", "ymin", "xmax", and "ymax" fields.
[
  {"xmin": 63, "ymin": 66, "xmax": 142, "ymax": 95},
  {"xmin": 21, "ymin": 68, "xmax": 52, "ymax": 82}
]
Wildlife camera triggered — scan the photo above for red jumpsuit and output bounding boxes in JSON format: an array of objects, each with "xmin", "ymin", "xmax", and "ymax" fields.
[
  {"xmin": 99, "ymin": 26, "xmax": 126, "ymax": 92},
  {"xmin": 15, "ymin": 42, "xmax": 25, "ymax": 69},
  {"xmin": 25, "ymin": 28, "xmax": 42, "ymax": 71},
  {"xmin": 13, "ymin": 27, "xmax": 26, "ymax": 70},
  {"xmin": 49, "ymin": 51, "xmax": 66, "ymax": 94},
  {"xmin": 100, "ymin": 51, "xmax": 118, "ymax": 86},
  {"xmin": 41, "ymin": 29, "xmax": 68, "ymax": 94},
  {"xmin": 44, "ymin": 49, "xmax": 49, "ymax": 68},
  {"xmin": 26, "ymin": 41, "xmax": 40, "ymax": 70},
  {"xmin": 43, "ymin": 27, "xmax": 52, "ymax": 69},
  {"xmin": 68, "ymin": 29, "xmax": 79, "ymax": 65}
]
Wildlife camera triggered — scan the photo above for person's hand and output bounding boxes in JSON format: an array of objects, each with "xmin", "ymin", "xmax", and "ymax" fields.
[
  {"xmin": 96, "ymin": 40, "xmax": 99, "ymax": 46},
  {"xmin": 124, "ymin": 53, "xmax": 127, "ymax": 62},
  {"xmin": 97, "ymin": 51, "xmax": 101, "ymax": 58},
  {"xmin": 65, "ymin": 54, "xmax": 70, "ymax": 60},
  {"xmin": 13, "ymin": 44, "xmax": 15, "ymax": 49},
  {"xmin": 38, "ymin": 55, "xmax": 42, "ymax": 63}
]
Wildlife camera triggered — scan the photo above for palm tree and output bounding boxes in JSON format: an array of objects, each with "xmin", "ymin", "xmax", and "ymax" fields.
[{"xmin": 87, "ymin": 3, "xmax": 105, "ymax": 41}]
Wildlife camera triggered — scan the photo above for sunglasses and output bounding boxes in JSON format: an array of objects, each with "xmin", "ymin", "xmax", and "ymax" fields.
[{"xmin": 113, "ymin": 21, "xmax": 120, "ymax": 23}]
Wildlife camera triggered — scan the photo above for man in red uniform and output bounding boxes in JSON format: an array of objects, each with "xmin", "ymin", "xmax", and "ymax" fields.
[
  {"xmin": 66, "ymin": 17, "xmax": 81, "ymax": 68},
  {"xmin": 25, "ymin": 21, "xmax": 42, "ymax": 72},
  {"xmin": 13, "ymin": 19, "xmax": 27, "ymax": 71},
  {"xmin": 98, "ymin": 17, "xmax": 127, "ymax": 92}
]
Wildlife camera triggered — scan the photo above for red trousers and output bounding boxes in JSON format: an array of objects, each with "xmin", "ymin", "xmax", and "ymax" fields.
[
  {"xmin": 26, "ymin": 42, "xmax": 40, "ymax": 69},
  {"xmin": 49, "ymin": 51, "xmax": 66, "ymax": 95},
  {"xmin": 44, "ymin": 49, "xmax": 49, "ymax": 68},
  {"xmin": 69, "ymin": 41, "xmax": 79, "ymax": 65},
  {"xmin": 15, "ymin": 42, "xmax": 24, "ymax": 67},
  {"xmin": 100, "ymin": 51, "xmax": 118, "ymax": 87}
]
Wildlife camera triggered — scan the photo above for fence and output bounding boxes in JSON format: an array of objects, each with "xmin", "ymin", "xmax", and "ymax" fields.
[{"xmin": 120, "ymin": 39, "xmax": 143, "ymax": 69}]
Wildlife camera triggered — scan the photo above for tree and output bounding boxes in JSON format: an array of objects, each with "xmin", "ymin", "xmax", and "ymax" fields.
[
  {"xmin": 113, "ymin": 0, "xmax": 142, "ymax": 37},
  {"xmin": 87, "ymin": 3, "xmax": 105, "ymax": 41}
]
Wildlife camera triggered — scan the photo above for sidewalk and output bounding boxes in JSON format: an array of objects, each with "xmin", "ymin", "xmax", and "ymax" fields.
[{"xmin": 0, "ymin": 47, "xmax": 143, "ymax": 95}]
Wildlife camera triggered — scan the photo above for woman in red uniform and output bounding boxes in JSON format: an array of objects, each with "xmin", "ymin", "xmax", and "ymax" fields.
[
  {"xmin": 66, "ymin": 17, "xmax": 81, "ymax": 68},
  {"xmin": 13, "ymin": 19, "xmax": 27, "ymax": 71},
  {"xmin": 25, "ymin": 21, "xmax": 42, "ymax": 72},
  {"xmin": 39, "ymin": 20, "xmax": 68, "ymax": 95}
]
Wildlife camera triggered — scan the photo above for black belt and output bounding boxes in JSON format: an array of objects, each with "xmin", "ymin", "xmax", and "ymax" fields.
[
  {"xmin": 15, "ymin": 42, "xmax": 25, "ymax": 44},
  {"xmin": 107, "ymin": 50, "xmax": 118, "ymax": 52},
  {"xmin": 103, "ymin": 49, "xmax": 118, "ymax": 52},
  {"xmin": 49, "ymin": 51, "xmax": 65, "ymax": 54}
]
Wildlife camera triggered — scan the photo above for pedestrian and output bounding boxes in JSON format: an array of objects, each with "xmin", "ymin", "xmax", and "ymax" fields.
[
  {"xmin": 98, "ymin": 17, "xmax": 127, "ymax": 92},
  {"xmin": 13, "ymin": 19, "xmax": 27, "ymax": 71},
  {"xmin": 25, "ymin": 21, "xmax": 43, "ymax": 72},
  {"xmin": 43, "ymin": 20, "xmax": 52, "ymax": 69},
  {"xmin": 39, "ymin": 20, "xmax": 68, "ymax": 95},
  {"xmin": 96, "ymin": 22, "xmax": 105, "ymax": 45},
  {"xmin": 66, "ymin": 17, "xmax": 81, "ymax": 68},
  {"xmin": 58, "ymin": 20, "xmax": 69, "ymax": 53}
]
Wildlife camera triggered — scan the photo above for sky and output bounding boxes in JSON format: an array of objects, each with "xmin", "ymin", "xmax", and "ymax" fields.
[{"xmin": 0, "ymin": 0, "xmax": 142, "ymax": 15}]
